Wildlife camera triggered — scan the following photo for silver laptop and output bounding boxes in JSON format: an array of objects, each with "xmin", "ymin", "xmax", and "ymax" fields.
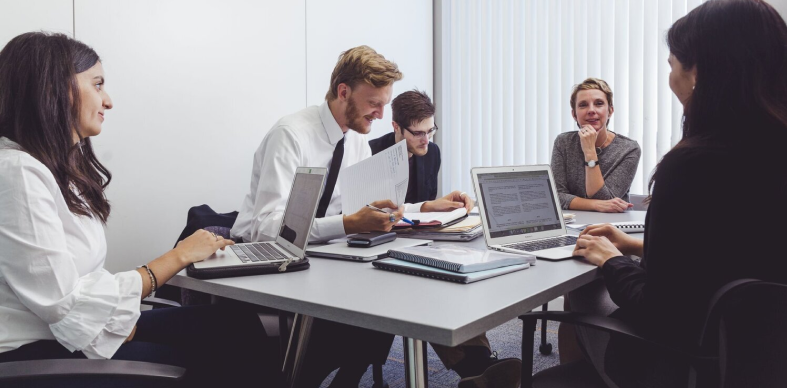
[
  {"xmin": 192, "ymin": 167, "xmax": 326, "ymax": 271},
  {"xmin": 305, "ymin": 237, "xmax": 432, "ymax": 262},
  {"xmin": 471, "ymin": 165, "xmax": 578, "ymax": 260}
]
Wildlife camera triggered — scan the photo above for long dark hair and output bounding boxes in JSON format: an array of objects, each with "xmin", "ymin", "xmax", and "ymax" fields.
[
  {"xmin": 649, "ymin": 0, "xmax": 787, "ymax": 194},
  {"xmin": 0, "ymin": 32, "xmax": 112, "ymax": 222}
]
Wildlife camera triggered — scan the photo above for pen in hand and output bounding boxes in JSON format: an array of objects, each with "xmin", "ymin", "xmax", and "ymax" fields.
[{"xmin": 365, "ymin": 204, "xmax": 415, "ymax": 225}]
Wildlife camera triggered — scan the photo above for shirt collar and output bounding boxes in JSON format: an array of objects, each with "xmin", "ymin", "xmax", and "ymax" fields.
[
  {"xmin": 319, "ymin": 101, "xmax": 346, "ymax": 145},
  {"xmin": 0, "ymin": 137, "xmax": 19, "ymax": 150}
]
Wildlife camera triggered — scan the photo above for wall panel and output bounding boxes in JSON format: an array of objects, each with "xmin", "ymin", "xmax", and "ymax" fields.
[
  {"xmin": 305, "ymin": 0, "xmax": 433, "ymax": 141},
  {"xmin": 76, "ymin": 0, "xmax": 306, "ymax": 272},
  {"xmin": 0, "ymin": 0, "xmax": 72, "ymax": 44}
]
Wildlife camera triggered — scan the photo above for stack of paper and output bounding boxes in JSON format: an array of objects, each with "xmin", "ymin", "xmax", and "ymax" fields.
[
  {"xmin": 395, "ymin": 216, "xmax": 483, "ymax": 241},
  {"xmin": 396, "ymin": 208, "xmax": 468, "ymax": 228}
]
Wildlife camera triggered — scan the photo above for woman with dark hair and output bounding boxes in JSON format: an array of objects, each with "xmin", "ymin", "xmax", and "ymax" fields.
[
  {"xmin": 570, "ymin": 0, "xmax": 787, "ymax": 386},
  {"xmin": 0, "ymin": 32, "xmax": 280, "ymax": 387}
]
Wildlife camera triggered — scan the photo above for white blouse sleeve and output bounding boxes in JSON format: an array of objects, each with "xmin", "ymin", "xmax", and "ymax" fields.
[{"xmin": 0, "ymin": 158, "xmax": 142, "ymax": 359}]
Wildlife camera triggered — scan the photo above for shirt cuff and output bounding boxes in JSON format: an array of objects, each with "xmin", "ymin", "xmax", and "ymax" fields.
[
  {"xmin": 50, "ymin": 269, "xmax": 142, "ymax": 359},
  {"xmin": 310, "ymin": 214, "xmax": 347, "ymax": 242},
  {"xmin": 601, "ymin": 255, "xmax": 636, "ymax": 274},
  {"xmin": 404, "ymin": 202, "xmax": 424, "ymax": 213}
]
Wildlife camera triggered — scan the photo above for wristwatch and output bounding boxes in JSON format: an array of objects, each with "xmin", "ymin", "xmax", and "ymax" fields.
[{"xmin": 584, "ymin": 160, "xmax": 598, "ymax": 168}]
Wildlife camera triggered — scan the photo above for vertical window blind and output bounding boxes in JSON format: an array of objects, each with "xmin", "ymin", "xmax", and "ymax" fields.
[{"xmin": 436, "ymin": 0, "xmax": 706, "ymax": 197}]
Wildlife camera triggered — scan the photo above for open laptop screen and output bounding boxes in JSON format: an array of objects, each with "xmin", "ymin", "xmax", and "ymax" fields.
[
  {"xmin": 476, "ymin": 170, "xmax": 562, "ymax": 239},
  {"xmin": 278, "ymin": 172, "xmax": 324, "ymax": 250}
]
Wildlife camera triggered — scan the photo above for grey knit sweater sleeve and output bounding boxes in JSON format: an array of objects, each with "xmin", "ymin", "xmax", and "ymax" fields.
[{"xmin": 550, "ymin": 131, "xmax": 641, "ymax": 210}]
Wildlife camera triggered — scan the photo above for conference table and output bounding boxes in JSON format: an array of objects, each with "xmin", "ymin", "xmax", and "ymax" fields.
[{"xmin": 168, "ymin": 210, "xmax": 646, "ymax": 388}]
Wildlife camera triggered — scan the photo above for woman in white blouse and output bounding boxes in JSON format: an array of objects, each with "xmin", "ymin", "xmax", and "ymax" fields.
[{"xmin": 0, "ymin": 32, "xmax": 280, "ymax": 387}]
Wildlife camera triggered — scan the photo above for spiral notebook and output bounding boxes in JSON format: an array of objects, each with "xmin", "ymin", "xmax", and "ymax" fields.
[
  {"xmin": 567, "ymin": 221, "xmax": 645, "ymax": 234},
  {"xmin": 387, "ymin": 244, "xmax": 536, "ymax": 273},
  {"xmin": 372, "ymin": 258, "xmax": 530, "ymax": 284}
]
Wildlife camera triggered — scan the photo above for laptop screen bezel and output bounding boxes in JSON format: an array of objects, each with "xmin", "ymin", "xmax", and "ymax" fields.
[
  {"xmin": 274, "ymin": 167, "xmax": 327, "ymax": 259},
  {"xmin": 471, "ymin": 165, "xmax": 568, "ymax": 247}
]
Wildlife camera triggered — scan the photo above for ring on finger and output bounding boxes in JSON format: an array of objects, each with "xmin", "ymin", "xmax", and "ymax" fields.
[{"xmin": 389, "ymin": 214, "xmax": 396, "ymax": 223}]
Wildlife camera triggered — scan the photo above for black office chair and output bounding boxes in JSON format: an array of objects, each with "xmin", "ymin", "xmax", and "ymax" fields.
[
  {"xmin": 0, "ymin": 298, "xmax": 185, "ymax": 388},
  {"xmin": 628, "ymin": 194, "xmax": 649, "ymax": 211},
  {"xmin": 519, "ymin": 279, "xmax": 787, "ymax": 388}
]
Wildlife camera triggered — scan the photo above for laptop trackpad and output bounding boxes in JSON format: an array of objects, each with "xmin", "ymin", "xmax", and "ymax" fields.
[
  {"xmin": 193, "ymin": 249, "xmax": 241, "ymax": 269},
  {"xmin": 535, "ymin": 246, "xmax": 576, "ymax": 260}
]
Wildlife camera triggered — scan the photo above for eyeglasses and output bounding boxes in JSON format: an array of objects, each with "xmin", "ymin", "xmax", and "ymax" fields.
[{"xmin": 402, "ymin": 124, "xmax": 439, "ymax": 139}]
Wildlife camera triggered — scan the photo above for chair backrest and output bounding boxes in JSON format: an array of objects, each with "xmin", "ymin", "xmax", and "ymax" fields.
[
  {"xmin": 698, "ymin": 279, "xmax": 787, "ymax": 388},
  {"xmin": 629, "ymin": 194, "xmax": 649, "ymax": 211}
]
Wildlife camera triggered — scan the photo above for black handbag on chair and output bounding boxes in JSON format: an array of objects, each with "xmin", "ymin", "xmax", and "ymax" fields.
[{"xmin": 174, "ymin": 204, "xmax": 240, "ymax": 245}]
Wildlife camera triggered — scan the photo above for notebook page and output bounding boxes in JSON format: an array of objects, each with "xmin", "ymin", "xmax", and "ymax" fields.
[{"xmin": 340, "ymin": 141, "xmax": 409, "ymax": 215}]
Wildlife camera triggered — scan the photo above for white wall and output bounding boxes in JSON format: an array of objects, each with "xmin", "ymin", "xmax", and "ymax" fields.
[
  {"xmin": 306, "ymin": 0, "xmax": 433, "ymax": 140},
  {"xmin": 1, "ymin": 1, "xmax": 433, "ymax": 274},
  {"xmin": 0, "ymin": 0, "xmax": 72, "ymax": 43},
  {"xmin": 773, "ymin": 0, "xmax": 787, "ymax": 21},
  {"xmin": 75, "ymin": 0, "xmax": 307, "ymax": 273}
]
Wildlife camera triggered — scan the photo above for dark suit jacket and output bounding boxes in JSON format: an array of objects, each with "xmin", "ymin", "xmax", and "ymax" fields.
[{"xmin": 368, "ymin": 132, "xmax": 441, "ymax": 203}]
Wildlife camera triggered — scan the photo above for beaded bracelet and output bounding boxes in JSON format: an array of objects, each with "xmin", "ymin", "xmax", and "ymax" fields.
[{"xmin": 141, "ymin": 264, "xmax": 158, "ymax": 298}]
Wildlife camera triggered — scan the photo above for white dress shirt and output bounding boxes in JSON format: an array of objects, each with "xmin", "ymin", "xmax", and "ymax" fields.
[
  {"xmin": 0, "ymin": 137, "xmax": 142, "ymax": 359},
  {"xmin": 232, "ymin": 102, "xmax": 422, "ymax": 243}
]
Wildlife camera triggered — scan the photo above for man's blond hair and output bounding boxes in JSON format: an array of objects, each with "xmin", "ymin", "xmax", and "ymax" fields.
[
  {"xmin": 569, "ymin": 77, "xmax": 614, "ymax": 111},
  {"xmin": 325, "ymin": 45, "xmax": 403, "ymax": 101}
]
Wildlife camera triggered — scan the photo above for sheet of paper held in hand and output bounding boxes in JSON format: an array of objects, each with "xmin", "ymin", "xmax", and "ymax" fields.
[{"xmin": 341, "ymin": 140, "xmax": 409, "ymax": 215}]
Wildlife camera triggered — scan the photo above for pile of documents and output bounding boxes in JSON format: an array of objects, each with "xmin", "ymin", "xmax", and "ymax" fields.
[{"xmin": 395, "ymin": 216, "xmax": 483, "ymax": 241}]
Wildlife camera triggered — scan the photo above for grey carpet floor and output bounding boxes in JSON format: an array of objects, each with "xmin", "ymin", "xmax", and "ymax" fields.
[{"xmin": 319, "ymin": 319, "xmax": 560, "ymax": 388}]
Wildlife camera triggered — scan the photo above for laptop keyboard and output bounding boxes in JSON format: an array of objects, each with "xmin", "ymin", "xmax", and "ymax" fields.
[
  {"xmin": 231, "ymin": 243, "xmax": 288, "ymax": 263},
  {"xmin": 504, "ymin": 235, "xmax": 578, "ymax": 252}
]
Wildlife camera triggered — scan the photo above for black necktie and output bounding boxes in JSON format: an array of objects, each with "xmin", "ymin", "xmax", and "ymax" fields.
[{"xmin": 316, "ymin": 137, "xmax": 344, "ymax": 218}]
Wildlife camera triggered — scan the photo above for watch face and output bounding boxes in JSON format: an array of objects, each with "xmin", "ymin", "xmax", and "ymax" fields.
[{"xmin": 586, "ymin": 160, "xmax": 597, "ymax": 167}]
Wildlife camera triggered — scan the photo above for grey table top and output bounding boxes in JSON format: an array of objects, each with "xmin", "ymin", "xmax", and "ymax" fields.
[{"xmin": 169, "ymin": 210, "xmax": 646, "ymax": 346}]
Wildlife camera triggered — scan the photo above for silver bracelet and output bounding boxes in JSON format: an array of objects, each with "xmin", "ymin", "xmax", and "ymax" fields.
[{"xmin": 141, "ymin": 264, "xmax": 157, "ymax": 298}]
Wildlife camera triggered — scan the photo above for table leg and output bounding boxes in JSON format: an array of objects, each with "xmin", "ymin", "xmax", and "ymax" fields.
[
  {"xmin": 282, "ymin": 314, "xmax": 314, "ymax": 388},
  {"xmin": 403, "ymin": 337, "xmax": 428, "ymax": 388}
]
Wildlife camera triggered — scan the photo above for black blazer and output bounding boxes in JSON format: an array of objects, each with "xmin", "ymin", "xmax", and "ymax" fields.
[{"xmin": 369, "ymin": 132, "xmax": 441, "ymax": 203}]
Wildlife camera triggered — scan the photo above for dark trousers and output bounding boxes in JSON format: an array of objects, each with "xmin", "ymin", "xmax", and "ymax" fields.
[
  {"xmin": 298, "ymin": 318, "xmax": 396, "ymax": 387},
  {"xmin": 0, "ymin": 304, "xmax": 282, "ymax": 388},
  {"xmin": 430, "ymin": 333, "xmax": 492, "ymax": 370}
]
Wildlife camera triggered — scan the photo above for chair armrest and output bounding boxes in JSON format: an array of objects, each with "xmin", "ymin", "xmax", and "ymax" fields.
[
  {"xmin": 519, "ymin": 311, "xmax": 714, "ymax": 388},
  {"xmin": 0, "ymin": 359, "xmax": 185, "ymax": 382},
  {"xmin": 142, "ymin": 297, "xmax": 182, "ymax": 309},
  {"xmin": 520, "ymin": 311, "xmax": 707, "ymax": 359}
]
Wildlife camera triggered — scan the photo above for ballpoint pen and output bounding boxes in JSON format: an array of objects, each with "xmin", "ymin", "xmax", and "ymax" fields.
[{"xmin": 365, "ymin": 204, "xmax": 415, "ymax": 225}]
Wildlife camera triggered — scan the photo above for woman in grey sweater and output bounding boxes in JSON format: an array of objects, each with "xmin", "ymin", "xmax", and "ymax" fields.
[{"xmin": 551, "ymin": 78, "xmax": 641, "ymax": 212}]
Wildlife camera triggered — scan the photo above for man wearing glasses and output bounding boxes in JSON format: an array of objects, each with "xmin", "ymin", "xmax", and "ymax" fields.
[
  {"xmin": 370, "ymin": 89, "xmax": 442, "ymax": 204},
  {"xmin": 369, "ymin": 90, "xmax": 522, "ymax": 388}
]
